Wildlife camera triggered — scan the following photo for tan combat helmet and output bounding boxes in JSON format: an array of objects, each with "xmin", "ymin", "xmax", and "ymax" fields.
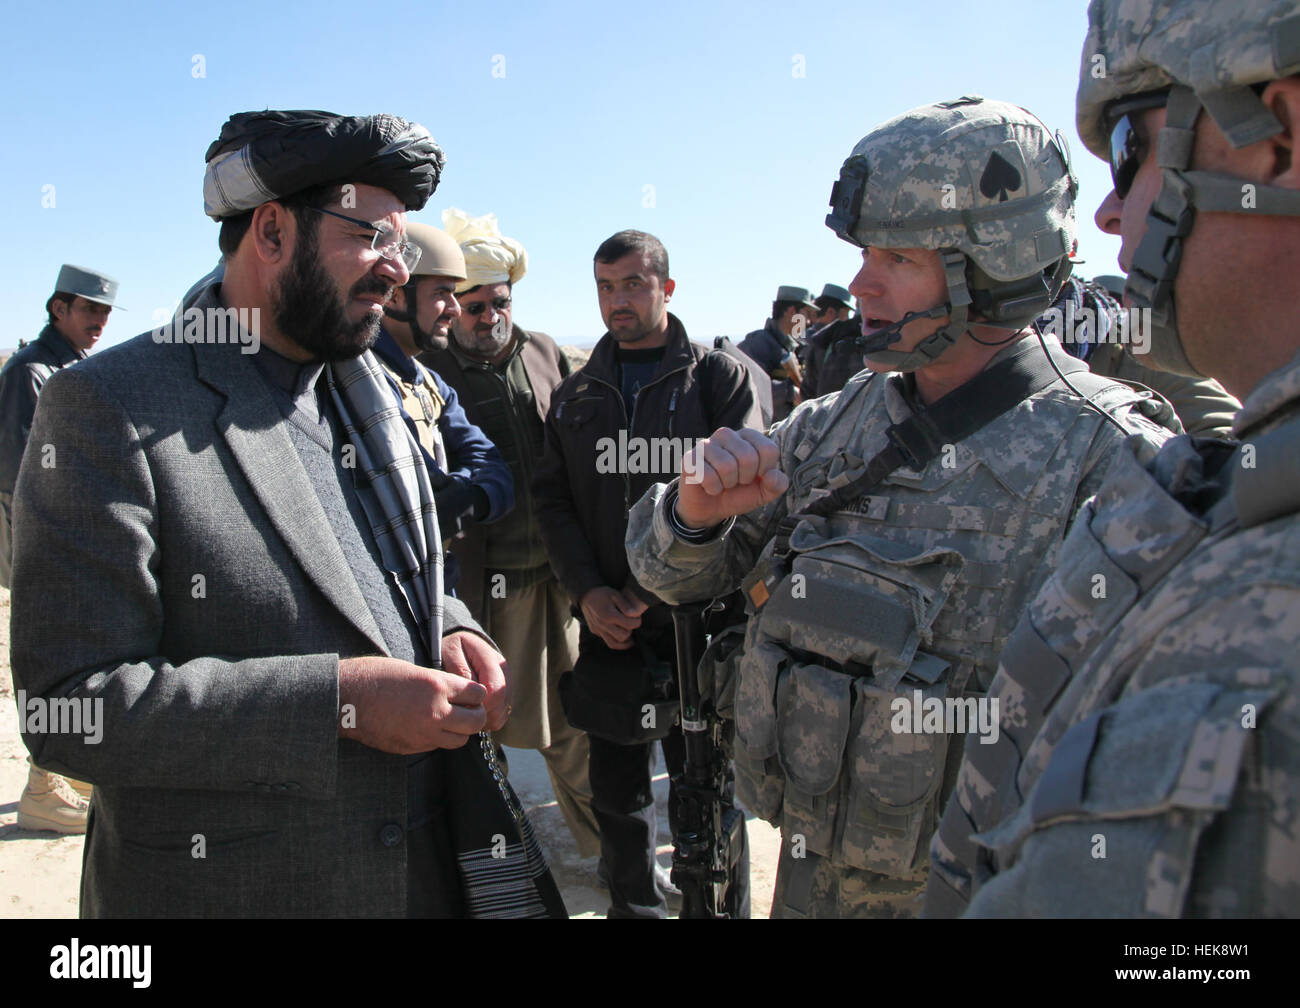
[
  {"xmin": 404, "ymin": 221, "xmax": 467, "ymax": 281},
  {"xmin": 383, "ymin": 221, "xmax": 467, "ymax": 350},
  {"xmin": 825, "ymin": 96, "xmax": 1077, "ymax": 371},
  {"xmin": 1076, "ymin": 0, "xmax": 1300, "ymax": 376}
]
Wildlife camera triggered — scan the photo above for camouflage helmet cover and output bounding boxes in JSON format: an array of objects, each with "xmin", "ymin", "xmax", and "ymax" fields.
[
  {"xmin": 1076, "ymin": 0, "xmax": 1300, "ymax": 160},
  {"xmin": 829, "ymin": 96, "xmax": 1077, "ymax": 283}
]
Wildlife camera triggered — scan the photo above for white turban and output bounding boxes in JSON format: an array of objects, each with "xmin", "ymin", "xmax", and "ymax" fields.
[{"xmin": 441, "ymin": 207, "xmax": 528, "ymax": 293}]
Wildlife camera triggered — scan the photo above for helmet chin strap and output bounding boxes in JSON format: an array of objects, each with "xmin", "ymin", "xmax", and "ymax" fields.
[
  {"xmin": 860, "ymin": 250, "xmax": 973, "ymax": 372},
  {"xmin": 1126, "ymin": 84, "xmax": 1300, "ymax": 377},
  {"xmin": 383, "ymin": 297, "xmax": 438, "ymax": 353}
]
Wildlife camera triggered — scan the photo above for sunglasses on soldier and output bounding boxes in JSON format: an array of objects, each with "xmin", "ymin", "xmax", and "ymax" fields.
[{"xmin": 1106, "ymin": 90, "xmax": 1170, "ymax": 199}]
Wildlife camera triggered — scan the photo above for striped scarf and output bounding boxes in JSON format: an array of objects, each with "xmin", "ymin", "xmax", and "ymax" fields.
[
  {"xmin": 326, "ymin": 351, "xmax": 445, "ymax": 650},
  {"xmin": 326, "ymin": 350, "xmax": 565, "ymax": 919}
]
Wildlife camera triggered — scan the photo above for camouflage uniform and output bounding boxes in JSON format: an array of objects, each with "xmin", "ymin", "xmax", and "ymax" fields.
[
  {"xmin": 1045, "ymin": 276, "xmax": 1241, "ymax": 438},
  {"xmin": 925, "ymin": 0, "xmax": 1300, "ymax": 918},
  {"xmin": 932, "ymin": 351, "xmax": 1300, "ymax": 918},
  {"xmin": 623, "ymin": 96, "xmax": 1193, "ymax": 918},
  {"xmin": 627, "ymin": 338, "xmax": 1174, "ymax": 916}
]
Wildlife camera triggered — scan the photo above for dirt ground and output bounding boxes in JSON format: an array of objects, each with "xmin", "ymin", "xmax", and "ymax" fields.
[{"xmin": 0, "ymin": 587, "xmax": 779, "ymax": 919}]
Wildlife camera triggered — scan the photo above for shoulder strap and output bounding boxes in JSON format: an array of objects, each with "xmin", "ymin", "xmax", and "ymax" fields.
[
  {"xmin": 1233, "ymin": 413, "xmax": 1300, "ymax": 528},
  {"xmin": 799, "ymin": 338, "xmax": 1086, "ymax": 521}
]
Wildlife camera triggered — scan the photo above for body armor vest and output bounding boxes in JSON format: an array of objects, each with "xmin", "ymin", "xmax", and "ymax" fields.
[
  {"xmin": 396, "ymin": 369, "xmax": 448, "ymax": 471},
  {"xmin": 966, "ymin": 412, "xmax": 1299, "ymax": 915},
  {"xmin": 732, "ymin": 362, "xmax": 1173, "ymax": 878}
]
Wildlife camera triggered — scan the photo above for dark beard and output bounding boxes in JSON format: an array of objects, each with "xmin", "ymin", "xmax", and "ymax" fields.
[
  {"xmin": 271, "ymin": 221, "xmax": 389, "ymax": 362},
  {"xmin": 410, "ymin": 316, "xmax": 448, "ymax": 354}
]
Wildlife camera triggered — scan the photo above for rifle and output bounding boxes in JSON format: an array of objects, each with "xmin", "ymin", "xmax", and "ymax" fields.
[{"xmin": 669, "ymin": 602, "xmax": 749, "ymax": 918}]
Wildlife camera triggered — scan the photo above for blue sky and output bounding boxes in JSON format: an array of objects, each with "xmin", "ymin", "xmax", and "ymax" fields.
[{"xmin": 1, "ymin": 0, "xmax": 1118, "ymax": 351}]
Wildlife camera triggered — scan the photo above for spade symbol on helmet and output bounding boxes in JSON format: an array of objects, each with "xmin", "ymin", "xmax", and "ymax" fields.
[{"xmin": 979, "ymin": 151, "xmax": 1022, "ymax": 202}]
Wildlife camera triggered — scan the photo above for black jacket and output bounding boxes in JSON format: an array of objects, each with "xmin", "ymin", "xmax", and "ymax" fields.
[
  {"xmin": 533, "ymin": 313, "xmax": 761, "ymax": 615},
  {"xmin": 803, "ymin": 317, "xmax": 865, "ymax": 399},
  {"xmin": 0, "ymin": 326, "xmax": 84, "ymax": 588},
  {"xmin": 0, "ymin": 326, "xmax": 83, "ymax": 495}
]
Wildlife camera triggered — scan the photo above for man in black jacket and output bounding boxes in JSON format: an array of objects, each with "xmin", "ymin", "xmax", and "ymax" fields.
[
  {"xmin": 534, "ymin": 230, "xmax": 762, "ymax": 917},
  {"xmin": 0, "ymin": 263, "xmax": 117, "ymax": 833}
]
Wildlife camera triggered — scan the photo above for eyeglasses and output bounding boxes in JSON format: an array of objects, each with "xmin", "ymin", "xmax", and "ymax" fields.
[
  {"xmin": 1106, "ymin": 90, "xmax": 1169, "ymax": 199},
  {"xmin": 462, "ymin": 296, "xmax": 511, "ymax": 317},
  {"xmin": 307, "ymin": 207, "xmax": 423, "ymax": 271}
]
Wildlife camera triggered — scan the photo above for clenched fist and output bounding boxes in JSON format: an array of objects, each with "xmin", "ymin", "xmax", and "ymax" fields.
[{"xmin": 676, "ymin": 427, "xmax": 789, "ymax": 530}]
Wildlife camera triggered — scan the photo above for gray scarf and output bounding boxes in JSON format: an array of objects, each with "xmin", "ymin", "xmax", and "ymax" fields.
[
  {"xmin": 325, "ymin": 350, "xmax": 566, "ymax": 919},
  {"xmin": 325, "ymin": 351, "xmax": 445, "ymax": 654}
]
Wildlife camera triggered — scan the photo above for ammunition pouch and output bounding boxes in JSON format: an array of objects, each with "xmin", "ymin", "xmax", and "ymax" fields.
[{"xmin": 733, "ymin": 518, "xmax": 965, "ymax": 877}]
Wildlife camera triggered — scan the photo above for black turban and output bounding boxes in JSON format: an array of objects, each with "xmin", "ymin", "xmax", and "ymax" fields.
[{"xmin": 202, "ymin": 110, "xmax": 444, "ymax": 220}]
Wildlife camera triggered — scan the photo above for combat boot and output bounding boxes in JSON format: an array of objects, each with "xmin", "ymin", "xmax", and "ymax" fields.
[
  {"xmin": 16, "ymin": 759, "xmax": 88, "ymax": 835},
  {"xmin": 65, "ymin": 776, "xmax": 93, "ymax": 801}
]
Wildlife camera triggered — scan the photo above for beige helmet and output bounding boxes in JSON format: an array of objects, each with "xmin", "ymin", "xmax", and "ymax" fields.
[
  {"xmin": 1075, "ymin": 0, "xmax": 1300, "ymax": 375},
  {"xmin": 405, "ymin": 221, "xmax": 467, "ymax": 280}
]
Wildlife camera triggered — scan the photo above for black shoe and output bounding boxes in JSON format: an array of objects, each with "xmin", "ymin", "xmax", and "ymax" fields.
[{"xmin": 656, "ymin": 862, "xmax": 682, "ymax": 899}]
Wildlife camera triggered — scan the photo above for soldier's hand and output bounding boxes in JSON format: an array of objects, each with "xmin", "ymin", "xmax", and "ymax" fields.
[
  {"xmin": 338, "ymin": 656, "xmax": 487, "ymax": 754},
  {"xmin": 580, "ymin": 586, "xmax": 641, "ymax": 651},
  {"xmin": 676, "ymin": 427, "xmax": 789, "ymax": 529},
  {"xmin": 441, "ymin": 631, "xmax": 512, "ymax": 732}
]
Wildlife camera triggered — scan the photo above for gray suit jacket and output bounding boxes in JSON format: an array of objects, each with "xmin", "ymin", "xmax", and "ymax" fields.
[{"xmin": 10, "ymin": 322, "xmax": 480, "ymax": 918}]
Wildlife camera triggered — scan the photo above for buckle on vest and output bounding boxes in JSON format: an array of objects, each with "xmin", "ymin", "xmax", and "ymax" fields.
[{"xmin": 886, "ymin": 420, "xmax": 939, "ymax": 471}]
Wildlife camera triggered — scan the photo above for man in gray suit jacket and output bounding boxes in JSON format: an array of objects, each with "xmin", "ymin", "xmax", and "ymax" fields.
[{"xmin": 9, "ymin": 110, "xmax": 563, "ymax": 918}]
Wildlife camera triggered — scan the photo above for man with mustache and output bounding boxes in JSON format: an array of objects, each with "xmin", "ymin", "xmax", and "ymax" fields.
[
  {"xmin": 738, "ymin": 285, "xmax": 814, "ymax": 423},
  {"xmin": 370, "ymin": 221, "xmax": 513, "ymax": 560},
  {"xmin": 420, "ymin": 210, "xmax": 601, "ymax": 863},
  {"xmin": 626, "ymin": 98, "xmax": 1178, "ymax": 917},
  {"xmin": 1, "ymin": 263, "xmax": 118, "ymax": 835},
  {"xmin": 535, "ymin": 229, "xmax": 762, "ymax": 917},
  {"xmin": 9, "ymin": 110, "xmax": 564, "ymax": 918},
  {"xmin": 802, "ymin": 283, "xmax": 862, "ymax": 399}
]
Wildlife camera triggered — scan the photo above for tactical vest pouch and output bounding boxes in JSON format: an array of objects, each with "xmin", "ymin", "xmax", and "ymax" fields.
[
  {"xmin": 775, "ymin": 661, "xmax": 854, "ymax": 855},
  {"xmin": 733, "ymin": 519, "xmax": 965, "ymax": 875},
  {"xmin": 968, "ymin": 679, "xmax": 1278, "ymax": 917},
  {"xmin": 697, "ymin": 622, "xmax": 746, "ymax": 722},
  {"xmin": 733, "ymin": 638, "xmax": 791, "ymax": 821},
  {"xmin": 837, "ymin": 660, "xmax": 951, "ymax": 876}
]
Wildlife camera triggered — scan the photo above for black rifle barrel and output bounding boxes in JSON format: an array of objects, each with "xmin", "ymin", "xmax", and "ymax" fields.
[{"xmin": 670, "ymin": 604, "xmax": 733, "ymax": 918}]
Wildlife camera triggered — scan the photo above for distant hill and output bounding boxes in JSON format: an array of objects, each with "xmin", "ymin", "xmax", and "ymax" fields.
[{"xmin": 561, "ymin": 345, "xmax": 590, "ymax": 369}]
